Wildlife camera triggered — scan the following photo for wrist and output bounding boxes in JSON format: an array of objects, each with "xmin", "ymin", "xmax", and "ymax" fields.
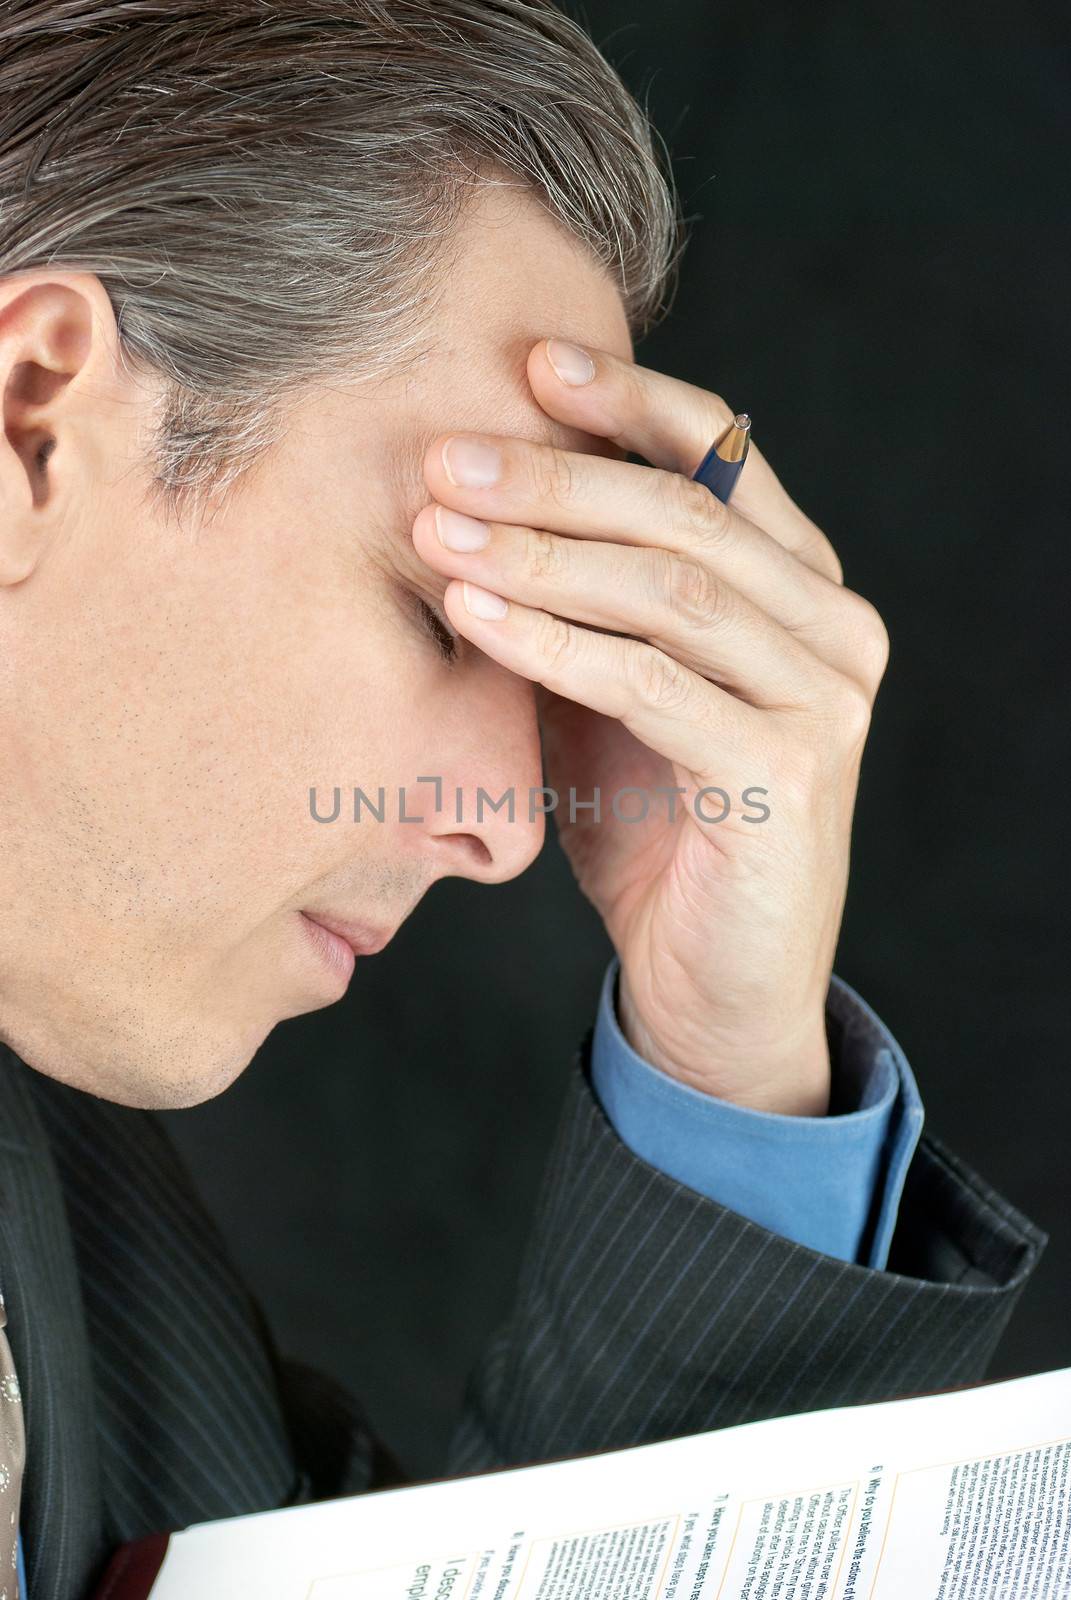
[{"xmin": 616, "ymin": 969, "xmax": 832, "ymax": 1116}]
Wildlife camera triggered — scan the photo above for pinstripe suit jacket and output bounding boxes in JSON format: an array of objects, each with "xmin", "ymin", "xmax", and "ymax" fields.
[{"xmin": 0, "ymin": 1013, "xmax": 1045, "ymax": 1600}]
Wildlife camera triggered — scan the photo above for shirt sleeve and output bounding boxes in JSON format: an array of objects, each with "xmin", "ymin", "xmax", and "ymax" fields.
[{"xmin": 588, "ymin": 957, "xmax": 925, "ymax": 1268}]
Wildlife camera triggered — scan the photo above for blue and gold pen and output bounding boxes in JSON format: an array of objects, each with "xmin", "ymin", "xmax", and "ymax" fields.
[{"xmin": 692, "ymin": 413, "xmax": 751, "ymax": 504}]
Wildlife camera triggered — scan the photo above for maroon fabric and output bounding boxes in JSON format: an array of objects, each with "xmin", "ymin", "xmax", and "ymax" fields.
[{"xmin": 91, "ymin": 1535, "xmax": 169, "ymax": 1600}]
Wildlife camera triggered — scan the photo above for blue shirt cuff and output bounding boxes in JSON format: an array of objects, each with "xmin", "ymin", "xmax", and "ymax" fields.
[{"xmin": 589, "ymin": 957, "xmax": 924, "ymax": 1268}]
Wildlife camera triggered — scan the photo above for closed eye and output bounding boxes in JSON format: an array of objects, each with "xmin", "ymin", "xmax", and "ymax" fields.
[{"xmin": 416, "ymin": 596, "xmax": 459, "ymax": 662}]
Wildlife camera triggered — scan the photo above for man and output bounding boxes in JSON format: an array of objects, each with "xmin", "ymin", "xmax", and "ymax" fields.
[{"xmin": 0, "ymin": 3, "xmax": 1044, "ymax": 1597}]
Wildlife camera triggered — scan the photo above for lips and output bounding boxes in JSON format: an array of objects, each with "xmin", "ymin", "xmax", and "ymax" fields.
[{"xmin": 300, "ymin": 912, "xmax": 394, "ymax": 958}]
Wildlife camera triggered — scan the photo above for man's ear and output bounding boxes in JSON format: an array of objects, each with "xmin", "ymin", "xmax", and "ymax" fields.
[{"xmin": 0, "ymin": 271, "xmax": 121, "ymax": 585}]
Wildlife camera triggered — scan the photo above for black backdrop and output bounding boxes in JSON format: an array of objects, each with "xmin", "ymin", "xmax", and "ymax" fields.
[{"xmin": 162, "ymin": 0, "xmax": 1071, "ymax": 1480}]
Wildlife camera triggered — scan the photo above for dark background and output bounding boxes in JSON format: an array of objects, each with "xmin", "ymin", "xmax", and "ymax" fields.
[{"xmin": 163, "ymin": 1, "xmax": 1071, "ymax": 1480}]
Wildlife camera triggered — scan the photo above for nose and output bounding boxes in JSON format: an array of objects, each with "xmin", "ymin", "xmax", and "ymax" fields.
[
  {"xmin": 427, "ymin": 798, "xmax": 545, "ymax": 885},
  {"xmin": 421, "ymin": 671, "xmax": 546, "ymax": 886}
]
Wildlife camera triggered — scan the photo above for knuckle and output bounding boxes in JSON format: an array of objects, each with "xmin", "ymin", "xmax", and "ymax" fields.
[
  {"xmin": 664, "ymin": 552, "xmax": 723, "ymax": 627},
  {"xmin": 661, "ymin": 470, "xmax": 730, "ymax": 546},
  {"xmin": 539, "ymin": 611, "xmax": 576, "ymax": 676},
  {"xmin": 533, "ymin": 446, "xmax": 577, "ymax": 509},
  {"xmin": 815, "ymin": 536, "xmax": 844, "ymax": 586},
  {"xmin": 833, "ymin": 677, "xmax": 873, "ymax": 744},
  {"xmin": 634, "ymin": 645, "xmax": 692, "ymax": 711},
  {"xmin": 853, "ymin": 594, "xmax": 891, "ymax": 681},
  {"xmin": 527, "ymin": 527, "xmax": 565, "ymax": 582},
  {"xmin": 623, "ymin": 361, "xmax": 651, "ymax": 414}
]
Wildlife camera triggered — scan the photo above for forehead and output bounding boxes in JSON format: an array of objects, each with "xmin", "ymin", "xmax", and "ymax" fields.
[
  {"xmin": 285, "ymin": 181, "xmax": 632, "ymax": 583},
  {"xmin": 380, "ymin": 335, "xmax": 618, "ymax": 512},
  {"xmin": 385, "ymin": 192, "xmax": 631, "ymax": 492}
]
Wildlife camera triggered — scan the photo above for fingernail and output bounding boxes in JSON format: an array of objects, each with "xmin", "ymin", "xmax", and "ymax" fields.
[
  {"xmin": 442, "ymin": 437, "xmax": 501, "ymax": 487},
  {"xmin": 546, "ymin": 338, "xmax": 595, "ymax": 386},
  {"xmin": 435, "ymin": 507, "xmax": 490, "ymax": 551},
  {"xmin": 463, "ymin": 582, "xmax": 508, "ymax": 620}
]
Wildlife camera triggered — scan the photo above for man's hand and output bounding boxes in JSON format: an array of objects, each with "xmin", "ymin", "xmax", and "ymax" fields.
[{"xmin": 414, "ymin": 339, "xmax": 889, "ymax": 1115}]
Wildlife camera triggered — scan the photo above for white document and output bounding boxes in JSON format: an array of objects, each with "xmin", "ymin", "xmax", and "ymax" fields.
[{"xmin": 147, "ymin": 1368, "xmax": 1071, "ymax": 1599}]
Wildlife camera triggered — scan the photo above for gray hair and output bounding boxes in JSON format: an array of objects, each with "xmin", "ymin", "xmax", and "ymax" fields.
[{"xmin": 0, "ymin": 0, "xmax": 684, "ymax": 514}]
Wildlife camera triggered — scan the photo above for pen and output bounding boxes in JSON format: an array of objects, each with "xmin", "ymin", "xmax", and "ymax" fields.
[{"xmin": 691, "ymin": 412, "xmax": 751, "ymax": 504}]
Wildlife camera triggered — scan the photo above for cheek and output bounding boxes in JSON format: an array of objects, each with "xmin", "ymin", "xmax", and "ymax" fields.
[{"xmin": 10, "ymin": 512, "xmax": 417, "ymax": 924}]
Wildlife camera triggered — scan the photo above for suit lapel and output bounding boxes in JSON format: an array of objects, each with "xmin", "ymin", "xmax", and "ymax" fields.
[{"xmin": 0, "ymin": 1042, "xmax": 106, "ymax": 1600}]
